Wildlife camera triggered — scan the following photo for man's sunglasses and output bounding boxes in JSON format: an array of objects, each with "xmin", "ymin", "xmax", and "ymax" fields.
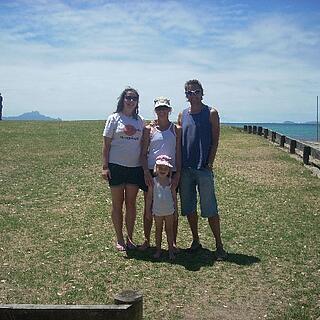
[
  {"xmin": 185, "ymin": 89, "xmax": 202, "ymax": 96},
  {"xmin": 125, "ymin": 96, "xmax": 138, "ymax": 102}
]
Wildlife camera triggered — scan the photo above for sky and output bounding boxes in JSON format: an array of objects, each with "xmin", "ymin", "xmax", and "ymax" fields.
[{"xmin": 0, "ymin": 0, "xmax": 320, "ymax": 122}]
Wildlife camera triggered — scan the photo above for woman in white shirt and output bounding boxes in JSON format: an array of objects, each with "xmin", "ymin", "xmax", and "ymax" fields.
[{"xmin": 102, "ymin": 87, "xmax": 146, "ymax": 252}]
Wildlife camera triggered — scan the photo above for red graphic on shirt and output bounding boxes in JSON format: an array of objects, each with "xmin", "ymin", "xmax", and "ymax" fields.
[{"xmin": 123, "ymin": 124, "xmax": 137, "ymax": 136}]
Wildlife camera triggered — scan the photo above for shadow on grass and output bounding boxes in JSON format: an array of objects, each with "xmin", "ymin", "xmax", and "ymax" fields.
[{"xmin": 126, "ymin": 247, "xmax": 260, "ymax": 271}]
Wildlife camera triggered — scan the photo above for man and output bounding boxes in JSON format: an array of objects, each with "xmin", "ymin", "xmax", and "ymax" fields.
[
  {"xmin": 178, "ymin": 79, "xmax": 227, "ymax": 260},
  {"xmin": 0, "ymin": 93, "xmax": 3, "ymax": 120}
]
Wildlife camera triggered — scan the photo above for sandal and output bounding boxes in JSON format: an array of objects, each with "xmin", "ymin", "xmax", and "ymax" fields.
[
  {"xmin": 116, "ymin": 242, "xmax": 126, "ymax": 252},
  {"xmin": 126, "ymin": 239, "xmax": 137, "ymax": 250},
  {"xmin": 138, "ymin": 241, "xmax": 150, "ymax": 251}
]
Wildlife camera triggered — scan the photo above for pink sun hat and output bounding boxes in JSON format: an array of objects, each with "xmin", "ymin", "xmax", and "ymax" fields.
[{"xmin": 155, "ymin": 155, "xmax": 173, "ymax": 168}]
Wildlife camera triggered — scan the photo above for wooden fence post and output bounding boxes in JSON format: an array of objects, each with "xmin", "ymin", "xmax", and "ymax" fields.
[
  {"xmin": 253, "ymin": 125, "xmax": 257, "ymax": 134},
  {"xmin": 303, "ymin": 146, "xmax": 311, "ymax": 164},
  {"xmin": 271, "ymin": 131, "xmax": 276, "ymax": 142},
  {"xmin": 244, "ymin": 125, "xmax": 248, "ymax": 131},
  {"xmin": 257, "ymin": 126, "xmax": 263, "ymax": 136},
  {"xmin": 263, "ymin": 128, "xmax": 269, "ymax": 139},
  {"xmin": 280, "ymin": 135, "xmax": 285, "ymax": 147},
  {"xmin": 248, "ymin": 125, "xmax": 252, "ymax": 134},
  {"xmin": 114, "ymin": 290, "xmax": 143, "ymax": 320},
  {"xmin": 290, "ymin": 140, "xmax": 296, "ymax": 154}
]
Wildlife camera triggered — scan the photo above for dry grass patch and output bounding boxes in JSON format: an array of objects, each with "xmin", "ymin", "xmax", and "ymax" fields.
[{"xmin": 1, "ymin": 122, "xmax": 319, "ymax": 320}]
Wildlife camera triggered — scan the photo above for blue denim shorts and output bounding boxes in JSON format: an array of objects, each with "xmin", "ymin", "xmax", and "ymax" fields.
[{"xmin": 180, "ymin": 167, "xmax": 218, "ymax": 218}]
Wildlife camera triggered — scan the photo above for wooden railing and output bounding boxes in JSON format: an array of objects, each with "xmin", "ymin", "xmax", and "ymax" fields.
[
  {"xmin": 0, "ymin": 290, "xmax": 143, "ymax": 320},
  {"xmin": 243, "ymin": 125, "xmax": 320, "ymax": 167}
]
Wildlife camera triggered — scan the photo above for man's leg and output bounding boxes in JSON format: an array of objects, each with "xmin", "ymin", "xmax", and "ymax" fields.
[
  {"xmin": 187, "ymin": 212, "xmax": 199, "ymax": 243},
  {"xmin": 197, "ymin": 168, "xmax": 226, "ymax": 259},
  {"xmin": 208, "ymin": 215, "xmax": 223, "ymax": 249},
  {"xmin": 180, "ymin": 168, "xmax": 200, "ymax": 250}
]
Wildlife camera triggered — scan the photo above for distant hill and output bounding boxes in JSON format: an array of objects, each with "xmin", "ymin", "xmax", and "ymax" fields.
[
  {"xmin": 283, "ymin": 121, "xmax": 296, "ymax": 124},
  {"xmin": 283, "ymin": 121, "xmax": 318, "ymax": 124},
  {"xmin": 3, "ymin": 111, "xmax": 62, "ymax": 121}
]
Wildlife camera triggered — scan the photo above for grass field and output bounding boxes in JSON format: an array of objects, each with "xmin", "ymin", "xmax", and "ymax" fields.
[{"xmin": 0, "ymin": 120, "xmax": 319, "ymax": 320}]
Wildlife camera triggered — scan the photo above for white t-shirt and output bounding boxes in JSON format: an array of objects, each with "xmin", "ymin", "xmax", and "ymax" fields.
[{"xmin": 103, "ymin": 112, "xmax": 145, "ymax": 167}]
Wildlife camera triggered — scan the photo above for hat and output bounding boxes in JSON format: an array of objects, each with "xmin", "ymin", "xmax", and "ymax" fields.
[
  {"xmin": 155, "ymin": 155, "xmax": 173, "ymax": 168},
  {"xmin": 154, "ymin": 96, "xmax": 171, "ymax": 109}
]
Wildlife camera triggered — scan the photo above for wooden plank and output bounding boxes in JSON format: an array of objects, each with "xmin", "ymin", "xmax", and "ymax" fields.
[
  {"xmin": 303, "ymin": 146, "xmax": 311, "ymax": 164},
  {"xmin": 0, "ymin": 290, "xmax": 143, "ymax": 320},
  {"xmin": 114, "ymin": 290, "xmax": 143, "ymax": 320},
  {"xmin": 0, "ymin": 304, "xmax": 134, "ymax": 320},
  {"xmin": 280, "ymin": 135, "xmax": 285, "ymax": 147},
  {"xmin": 311, "ymin": 148, "xmax": 320, "ymax": 160},
  {"xmin": 289, "ymin": 139, "xmax": 296, "ymax": 154}
]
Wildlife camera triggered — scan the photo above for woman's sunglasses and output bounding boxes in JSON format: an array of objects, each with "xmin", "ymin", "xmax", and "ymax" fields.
[{"xmin": 125, "ymin": 96, "xmax": 138, "ymax": 102}]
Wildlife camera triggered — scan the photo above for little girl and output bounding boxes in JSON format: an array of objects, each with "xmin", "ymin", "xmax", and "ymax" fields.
[{"xmin": 145, "ymin": 155, "xmax": 178, "ymax": 260}]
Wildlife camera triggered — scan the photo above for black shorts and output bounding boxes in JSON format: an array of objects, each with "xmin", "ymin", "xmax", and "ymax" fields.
[{"xmin": 108, "ymin": 163, "xmax": 147, "ymax": 191}]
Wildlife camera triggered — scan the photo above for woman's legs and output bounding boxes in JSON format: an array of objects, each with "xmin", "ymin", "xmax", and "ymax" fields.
[
  {"xmin": 110, "ymin": 186, "xmax": 125, "ymax": 249},
  {"xmin": 140, "ymin": 191, "xmax": 153, "ymax": 250},
  {"xmin": 124, "ymin": 184, "xmax": 139, "ymax": 247},
  {"xmin": 164, "ymin": 215, "xmax": 175, "ymax": 260},
  {"xmin": 154, "ymin": 216, "xmax": 164, "ymax": 258}
]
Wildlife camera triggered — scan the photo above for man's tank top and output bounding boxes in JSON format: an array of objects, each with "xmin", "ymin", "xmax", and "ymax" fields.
[
  {"xmin": 147, "ymin": 122, "xmax": 176, "ymax": 171},
  {"xmin": 152, "ymin": 177, "xmax": 174, "ymax": 216},
  {"xmin": 181, "ymin": 105, "xmax": 212, "ymax": 169}
]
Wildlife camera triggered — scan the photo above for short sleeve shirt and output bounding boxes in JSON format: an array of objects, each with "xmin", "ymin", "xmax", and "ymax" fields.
[{"xmin": 103, "ymin": 112, "xmax": 145, "ymax": 167}]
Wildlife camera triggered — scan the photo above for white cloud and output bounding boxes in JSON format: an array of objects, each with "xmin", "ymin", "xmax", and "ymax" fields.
[{"xmin": 0, "ymin": 0, "xmax": 319, "ymax": 122}]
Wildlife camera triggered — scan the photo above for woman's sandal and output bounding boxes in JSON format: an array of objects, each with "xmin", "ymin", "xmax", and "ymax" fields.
[
  {"xmin": 116, "ymin": 242, "xmax": 126, "ymax": 252},
  {"xmin": 138, "ymin": 241, "xmax": 150, "ymax": 251},
  {"xmin": 126, "ymin": 238, "xmax": 137, "ymax": 250}
]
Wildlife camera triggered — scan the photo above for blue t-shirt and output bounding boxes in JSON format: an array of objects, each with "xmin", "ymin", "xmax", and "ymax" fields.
[{"xmin": 181, "ymin": 105, "xmax": 212, "ymax": 169}]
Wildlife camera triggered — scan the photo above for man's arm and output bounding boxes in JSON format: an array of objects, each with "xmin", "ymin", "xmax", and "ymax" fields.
[{"xmin": 207, "ymin": 108, "xmax": 220, "ymax": 169}]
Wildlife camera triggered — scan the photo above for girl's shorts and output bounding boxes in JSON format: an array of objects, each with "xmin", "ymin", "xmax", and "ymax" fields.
[{"xmin": 108, "ymin": 163, "xmax": 147, "ymax": 191}]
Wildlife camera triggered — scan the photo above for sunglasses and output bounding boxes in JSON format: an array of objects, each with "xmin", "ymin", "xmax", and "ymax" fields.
[
  {"xmin": 155, "ymin": 106, "xmax": 170, "ymax": 111},
  {"xmin": 185, "ymin": 89, "xmax": 202, "ymax": 96},
  {"xmin": 124, "ymin": 96, "xmax": 138, "ymax": 102}
]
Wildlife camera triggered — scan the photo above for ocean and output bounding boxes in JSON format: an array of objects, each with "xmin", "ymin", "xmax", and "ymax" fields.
[{"xmin": 224, "ymin": 123, "xmax": 320, "ymax": 142}]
